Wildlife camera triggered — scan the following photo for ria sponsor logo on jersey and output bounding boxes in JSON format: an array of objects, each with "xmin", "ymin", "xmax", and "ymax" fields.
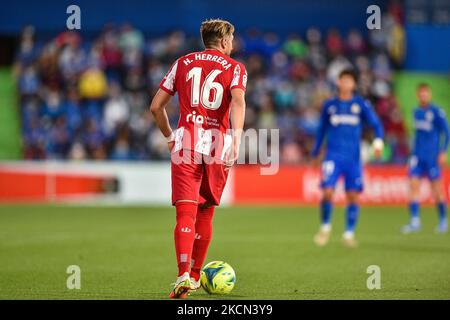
[
  {"xmin": 186, "ymin": 111, "xmax": 220, "ymax": 128},
  {"xmin": 186, "ymin": 111, "xmax": 205, "ymax": 124}
]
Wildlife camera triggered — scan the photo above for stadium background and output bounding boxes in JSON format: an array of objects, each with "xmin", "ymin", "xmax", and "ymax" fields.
[
  {"xmin": 0, "ymin": 0, "xmax": 450, "ymax": 300},
  {"xmin": 0, "ymin": 0, "xmax": 449, "ymax": 205}
]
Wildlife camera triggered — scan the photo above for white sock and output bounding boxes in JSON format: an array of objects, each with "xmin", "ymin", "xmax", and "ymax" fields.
[{"xmin": 343, "ymin": 231, "xmax": 354, "ymax": 239}]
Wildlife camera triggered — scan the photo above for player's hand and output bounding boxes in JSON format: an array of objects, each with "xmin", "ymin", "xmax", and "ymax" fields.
[
  {"xmin": 168, "ymin": 141, "xmax": 175, "ymax": 152},
  {"xmin": 224, "ymin": 144, "xmax": 239, "ymax": 171},
  {"xmin": 372, "ymin": 138, "xmax": 384, "ymax": 161},
  {"xmin": 310, "ymin": 150, "xmax": 324, "ymax": 168},
  {"xmin": 373, "ymin": 148, "xmax": 383, "ymax": 160},
  {"xmin": 165, "ymin": 131, "xmax": 175, "ymax": 152},
  {"xmin": 311, "ymin": 156, "xmax": 321, "ymax": 168},
  {"xmin": 438, "ymin": 152, "xmax": 447, "ymax": 166}
]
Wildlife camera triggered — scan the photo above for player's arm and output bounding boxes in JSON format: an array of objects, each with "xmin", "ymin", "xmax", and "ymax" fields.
[
  {"xmin": 226, "ymin": 88, "xmax": 246, "ymax": 169},
  {"xmin": 150, "ymin": 89, "xmax": 174, "ymax": 150},
  {"xmin": 363, "ymin": 100, "xmax": 384, "ymax": 159},
  {"xmin": 437, "ymin": 108, "xmax": 449, "ymax": 166},
  {"xmin": 311, "ymin": 103, "xmax": 328, "ymax": 159},
  {"xmin": 150, "ymin": 60, "xmax": 179, "ymax": 150},
  {"xmin": 226, "ymin": 63, "xmax": 247, "ymax": 169}
]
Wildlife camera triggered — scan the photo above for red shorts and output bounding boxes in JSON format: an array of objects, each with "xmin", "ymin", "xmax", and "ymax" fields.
[{"xmin": 171, "ymin": 149, "xmax": 229, "ymax": 206}]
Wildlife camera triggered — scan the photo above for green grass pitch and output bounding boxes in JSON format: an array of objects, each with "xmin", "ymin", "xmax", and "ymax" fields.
[{"xmin": 0, "ymin": 204, "xmax": 449, "ymax": 299}]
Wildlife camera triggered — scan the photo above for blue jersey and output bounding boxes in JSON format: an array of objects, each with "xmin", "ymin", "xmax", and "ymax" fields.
[
  {"xmin": 412, "ymin": 105, "xmax": 449, "ymax": 164},
  {"xmin": 312, "ymin": 95, "xmax": 384, "ymax": 162}
]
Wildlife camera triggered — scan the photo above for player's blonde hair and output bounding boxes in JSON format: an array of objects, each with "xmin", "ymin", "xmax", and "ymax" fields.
[{"xmin": 200, "ymin": 19, "xmax": 235, "ymax": 48}]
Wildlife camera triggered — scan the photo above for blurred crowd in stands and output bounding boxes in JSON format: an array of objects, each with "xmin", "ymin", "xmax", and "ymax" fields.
[{"xmin": 14, "ymin": 3, "xmax": 408, "ymax": 163}]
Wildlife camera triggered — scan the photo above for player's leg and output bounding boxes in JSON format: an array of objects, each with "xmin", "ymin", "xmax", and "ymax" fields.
[
  {"xmin": 342, "ymin": 191, "xmax": 359, "ymax": 248},
  {"xmin": 403, "ymin": 179, "xmax": 421, "ymax": 233},
  {"xmin": 314, "ymin": 159, "xmax": 339, "ymax": 246},
  {"xmin": 319, "ymin": 160, "xmax": 340, "ymax": 228},
  {"xmin": 342, "ymin": 162, "xmax": 363, "ymax": 247},
  {"xmin": 430, "ymin": 170, "xmax": 448, "ymax": 233},
  {"xmin": 191, "ymin": 204, "xmax": 215, "ymax": 274},
  {"xmin": 403, "ymin": 157, "xmax": 422, "ymax": 233},
  {"xmin": 190, "ymin": 202, "xmax": 215, "ymax": 290},
  {"xmin": 169, "ymin": 150, "xmax": 203, "ymax": 298},
  {"xmin": 170, "ymin": 200, "xmax": 198, "ymax": 298},
  {"xmin": 320, "ymin": 188, "xmax": 334, "ymax": 230},
  {"xmin": 189, "ymin": 155, "xmax": 229, "ymax": 290},
  {"xmin": 174, "ymin": 200, "xmax": 198, "ymax": 275},
  {"xmin": 314, "ymin": 188, "xmax": 334, "ymax": 246}
]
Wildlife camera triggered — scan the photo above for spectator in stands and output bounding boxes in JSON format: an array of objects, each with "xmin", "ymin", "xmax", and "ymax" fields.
[{"xmin": 14, "ymin": 9, "xmax": 408, "ymax": 163}]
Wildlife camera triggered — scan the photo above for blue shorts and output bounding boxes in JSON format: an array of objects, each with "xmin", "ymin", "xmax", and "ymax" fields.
[
  {"xmin": 320, "ymin": 158, "xmax": 363, "ymax": 192},
  {"xmin": 408, "ymin": 156, "xmax": 441, "ymax": 181}
]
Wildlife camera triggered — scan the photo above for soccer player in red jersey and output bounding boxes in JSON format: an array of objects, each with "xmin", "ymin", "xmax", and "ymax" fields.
[{"xmin": 150, "ymin": 19, "xmax": 247, "ymax": 299}]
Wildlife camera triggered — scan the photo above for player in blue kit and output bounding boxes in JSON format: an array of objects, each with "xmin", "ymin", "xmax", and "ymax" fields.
[
  {"xmin": 311, "ymin": 69, "xmax": 384, "ymax": 247},
  {"xmin": 402, "ymin": 83, "xmax": 449, "ymax": 234}
]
